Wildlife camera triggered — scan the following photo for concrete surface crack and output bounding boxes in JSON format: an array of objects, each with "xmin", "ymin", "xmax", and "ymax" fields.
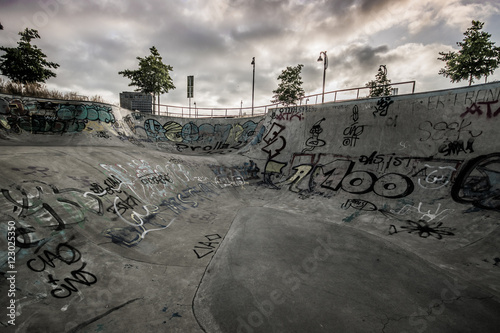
[
  {"xmin": 380, "ymin": 314, "xmax": 408, "ymax": 333},
  {"xmin": 65, "ymin": 298, "xmax": 142, "ymax": 333}
]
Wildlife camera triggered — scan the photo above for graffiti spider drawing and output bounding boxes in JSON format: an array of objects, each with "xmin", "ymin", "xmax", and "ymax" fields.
[{"xmin": 400, "ymin": 220, "xmax": 455, "ymax": 239}]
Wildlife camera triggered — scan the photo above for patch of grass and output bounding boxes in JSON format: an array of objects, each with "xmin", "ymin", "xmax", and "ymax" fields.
[{"xmin": 0, "ymin": 78, "xmax": 106, "ymax": 103}]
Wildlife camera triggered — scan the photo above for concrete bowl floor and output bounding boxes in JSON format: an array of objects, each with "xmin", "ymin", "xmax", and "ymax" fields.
[{"xmin": 1, "ymin": 83, "xmax": 500, "ymax": 332}]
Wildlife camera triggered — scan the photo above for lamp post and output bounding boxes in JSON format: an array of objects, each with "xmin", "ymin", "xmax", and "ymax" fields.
[
  {"xmin": 317, "ymin": 51, "xmax": 328, "ymax": 103},
  {"xmin": 251, "ymin": 57, "xmax": 255, "ymax": 116}
]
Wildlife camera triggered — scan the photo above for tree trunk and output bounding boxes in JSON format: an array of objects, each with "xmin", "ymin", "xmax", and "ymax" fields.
[{"xmin": 152, "ymin": 93, "xmax": 156, "ymax": 115}]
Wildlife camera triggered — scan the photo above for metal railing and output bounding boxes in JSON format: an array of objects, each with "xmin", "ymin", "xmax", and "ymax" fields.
[
  {"xmin": 156, "ymin": 81, "xmax": 415, "ymax": 118},
  {"xmin": 157, "ymin": 104, "xmax": 271, "ymax": 118}
]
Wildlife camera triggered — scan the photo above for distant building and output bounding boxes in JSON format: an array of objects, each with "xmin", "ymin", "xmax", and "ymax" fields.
[{"xmin": 119, "ymin": 92, "xmax": 152, "ymax": 113}]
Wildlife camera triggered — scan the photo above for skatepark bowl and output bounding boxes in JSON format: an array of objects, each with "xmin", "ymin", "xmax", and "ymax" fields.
[{"xmin": 1, "ymin": 82, "xmax": 500, "ymax": 332}]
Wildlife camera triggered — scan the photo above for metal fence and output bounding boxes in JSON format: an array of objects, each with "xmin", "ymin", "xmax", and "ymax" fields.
[{"xmin": 156, "ymin": 81, "xmax": 416, "ymax": 118}]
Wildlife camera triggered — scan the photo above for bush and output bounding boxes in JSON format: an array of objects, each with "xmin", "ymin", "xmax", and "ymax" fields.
[{"xmin": 0, "ymin": 78, "xmax": 107, "ymax": 103}]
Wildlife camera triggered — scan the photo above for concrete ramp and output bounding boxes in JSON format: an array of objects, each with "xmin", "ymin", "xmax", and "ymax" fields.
[{"xmin": 1, "ymin": 83, "xmax": 500, "ymax": 332}]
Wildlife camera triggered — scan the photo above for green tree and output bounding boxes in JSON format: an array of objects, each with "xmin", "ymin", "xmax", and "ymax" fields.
[
  {"xmin": 119, "ymin": 46, "xmax": 175, "ymax": 114},
  {"xmin": 366, "ymin": 65, "xmax": 392, "ymax": 97},
  {"xmin": 0, "ymin": 28, "xmax": 59, "ymax": 85},
  {"xmin": 271, "ymin": 64, "xmax": 305, "ymax": 106},
  {"xmin": 438, "ymin": 20, "xmax": 500, "ymax": 86}
]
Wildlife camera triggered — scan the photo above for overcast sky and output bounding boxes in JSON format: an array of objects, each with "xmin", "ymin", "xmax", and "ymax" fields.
[{"xmin": 1, "ymin": 0, "xmax": 500, "ymax": 110}]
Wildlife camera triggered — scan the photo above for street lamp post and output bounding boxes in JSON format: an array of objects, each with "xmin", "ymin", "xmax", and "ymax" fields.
[
  {"xmin": 317, "ymin": 51, "xmax": 328, "ymax": 103},
  {"xmin": 251, "ymin": 57, "xmax": 255, "ymax": 116}
]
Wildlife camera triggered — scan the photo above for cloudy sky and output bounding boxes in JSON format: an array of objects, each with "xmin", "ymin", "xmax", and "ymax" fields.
[{"xmin": 1, "ymin": 0, "xmax": 500, "ymax": 111}]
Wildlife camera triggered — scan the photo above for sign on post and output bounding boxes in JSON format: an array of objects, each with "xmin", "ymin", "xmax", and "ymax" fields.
[{"xmin": 187, "ymin": 75, "xmax": 194, "ymax": 98}]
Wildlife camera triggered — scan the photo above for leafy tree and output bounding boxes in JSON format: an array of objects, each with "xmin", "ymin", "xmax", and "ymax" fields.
[
  {"xmin": 366, "ymin": 65, "xmax": 392, "ymax": 97},
  {"xmin": 0, "ymin": 28, "xmax": 59, "ymax": 85},
  {"xmin": 119, "ymin": 46, "xmax": 175, "ymax": 114},
  {"xmin": 438, "ymin": 20, "xmax": 500, "ymax": 86},
  {"xmin": 271, "ymin": 64, "xmax": 305, "ymax": 106}
]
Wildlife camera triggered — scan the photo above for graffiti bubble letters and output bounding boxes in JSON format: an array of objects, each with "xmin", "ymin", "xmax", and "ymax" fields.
[
  {"xmin": 320, "ymin": 160, "xmax": 414, "ymax": 199},
  {"xmin": 0, "ymin": 98, "xmax": 115, "ymax": 134},
  {"xmin": 0, "ymin": 100, "xmax": 115, "ymax": 134},
  {"xmin": 193, "ymin": 234, "xmax": 222, "ymax": 259},
  {"xmin": 262, "ymin": 123, "xmax": 286, "ymax": 159},
  {"xmin": 461, "ymin": 100, "xmax": 500, "ymax": 119},
  {"xmin": 451, "ymin": 153, "xmax": 500, "ymax": 211},
  {"xmin": 144, "ymin": 119, "xmax": 259, "ymax": 148},
  {"xmin": 262, "ymin": 160, "xmax": 287, "ymax": 189},
  {"xmin": 278, "ymin": 159, "xmax": 415, "ymax": 199},
  {"xmin": 144, "ymin": 119, "xmax": 168, "ymax": 142}
]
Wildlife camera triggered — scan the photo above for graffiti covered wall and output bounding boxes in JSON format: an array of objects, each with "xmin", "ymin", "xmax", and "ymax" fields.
[
  {"xmin": 0, "ymin": 96, "xmax": 115, "ymax": 134},
  {"xmin": 1, "ymin": 82, "xmax": 500, "ymax": 332},
  {"xmin": 141, "ymin": 115, "xmax": 265, "ymax": 154},
  {"xmin": 0, "ymin": 94, "xmax": 266, "ymax": 155},
  {"xmin": 233, "ymin": 82, "xmax": 500, "ymax": 240}
]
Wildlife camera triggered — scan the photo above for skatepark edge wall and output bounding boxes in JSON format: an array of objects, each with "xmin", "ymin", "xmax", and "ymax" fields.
[{"xmin": 1, "ymin": 82, "xmax": 500, "ymax": 332}]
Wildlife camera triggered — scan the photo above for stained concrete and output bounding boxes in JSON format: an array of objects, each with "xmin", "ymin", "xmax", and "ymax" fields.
[
  {"xmin": 1, "ymin": 82, "xmax": 500, "ymax": 332},
  {"xmin": 194, "ymin": 207, "xmax": 500, "ymax": 333}
]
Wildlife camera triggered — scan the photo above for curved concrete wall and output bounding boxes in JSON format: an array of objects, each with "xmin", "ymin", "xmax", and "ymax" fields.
[
  {"xmin": 1, "ymin": 82, "xmax": 499, "ymax": 332},
  {"xmin": 245, "ymin": 82, "xmax": 500, "ymax": 206},
  {"xmin": 0, "ymin": 94, "xmax": 265, "ymax": 153}
]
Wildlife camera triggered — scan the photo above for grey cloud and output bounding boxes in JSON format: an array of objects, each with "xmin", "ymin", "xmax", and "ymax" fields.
[
  {"xmin": 353, "ymin": 44, "xmax": 389, "ymax": 65},
  {"xmin": 230, "ymin": 24, "xmax": 285, "ymax": 42},
  {"xmin": 154, "ymin": 22, "xmax": 226, "ymax": 57},
  {"xmin": 317, "ymin": 0, "xmax": 406, "ymax": 16},
  {"xmin": 2, "ymin": 0, "xmax": 500, "ymax": 107},
  {"xmin": 331, "ymin": 44, "xmax": 389, "ymax": 71},
  {"xmin": 358, "ymin": 0, "xmax": 401, "ymax": 13}
]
